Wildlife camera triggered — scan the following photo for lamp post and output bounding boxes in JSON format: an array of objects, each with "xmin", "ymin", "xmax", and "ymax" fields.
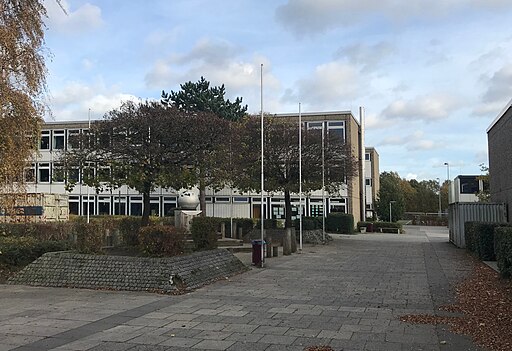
[
  {"xmin": 389, "ymin": 200, "xmax": 396, "ymax": 222},
  {"xmin": 437, "ymin": 178, "xmax": 442, "ymax": 217},
  {"xmin": 444, "ymin": 162, "xmax": 450, "ymax": 205}
]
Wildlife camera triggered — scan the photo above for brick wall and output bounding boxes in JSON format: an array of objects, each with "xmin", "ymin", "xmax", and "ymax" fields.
[{"xmin": 8, "ymin": 249, "xmax": 248, "ymax": 294}]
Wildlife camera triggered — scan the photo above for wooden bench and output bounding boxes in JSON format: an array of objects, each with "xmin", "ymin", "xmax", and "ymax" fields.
[{"xmin": 379, "ymin": 227, "xmax": 401, "ymax": 234}]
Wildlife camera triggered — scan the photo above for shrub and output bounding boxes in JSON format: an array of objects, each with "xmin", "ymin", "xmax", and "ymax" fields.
[
  {"xmin": 72, "ymin": 221, "xmax": 104, "ymax": 254},
  {"xmin": 373, "ymin": 222, "xmax": 402, "ymax": 233},
  {"xmin": 118, "ymin": 217, "xmax": 144, "ymax": 246},
  {"xmin": 255, "ymin": 218, "xmax": 278, "ymax": 229},
  {"xmin": 138, "ymin": 225, "xmax": 184, "ymax": 256},
  {"xmin": 464, "ymin": 221, "xmax": 478, "ymax": 253},
  {"xmin": 0, "ymin": 222, "xmax": 72, "ymax": 241},
  {"xmin": 495, "ymin": 227, "xmax": 512, "ymax": 278},
  {"xmin": 465, "ymin": 222, "xmax": 511, "ymax": 261},
  {"xmin": 326, "ymin": 213, "xmax": 354, "ymax": 234},
  {"xmin": 294, "ymin": 217, "xmax": 322, "ymax": 230},
  {"xmin": 190, "ymin": 217, "xmax": 218, "ymax": 250},
  {"xmin": 0, "ymin": 236, "xmax": 69, "ymax": 266}
]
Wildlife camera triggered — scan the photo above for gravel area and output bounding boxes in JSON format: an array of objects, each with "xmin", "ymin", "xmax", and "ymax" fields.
[{"xmin": 401, "ymin": 259, "xmax": 512, "ymax": 351}]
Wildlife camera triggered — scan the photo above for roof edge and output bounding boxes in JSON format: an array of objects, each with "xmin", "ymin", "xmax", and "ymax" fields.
[{"xmin": 487, "ymin": 97, "xmax": 512, "ymax": 133}]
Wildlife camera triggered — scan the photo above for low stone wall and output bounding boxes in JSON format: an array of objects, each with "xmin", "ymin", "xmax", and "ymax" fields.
[{"xmin": 8, "ymin": 249, "xmax": 248, "ymax": 294}]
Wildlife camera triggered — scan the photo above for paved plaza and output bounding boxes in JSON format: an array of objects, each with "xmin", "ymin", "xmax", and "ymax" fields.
[{"xmin": 0, "ymin": 226, "xmax": 483, "ymax": 351}]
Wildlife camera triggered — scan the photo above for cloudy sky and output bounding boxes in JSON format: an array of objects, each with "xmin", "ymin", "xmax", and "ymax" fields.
[{"xmin": 43, "ymin": 0, "xmax": 512, "ymax": 181}]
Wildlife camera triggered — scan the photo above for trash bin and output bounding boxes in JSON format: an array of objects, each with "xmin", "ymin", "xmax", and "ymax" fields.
[{"xmin": 251, "ymin": 239, "xmax": 266, "ymax": 266}]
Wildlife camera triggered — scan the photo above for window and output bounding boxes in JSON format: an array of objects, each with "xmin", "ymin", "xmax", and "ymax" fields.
[
  {"xmin": 52, "ymin": 163, "xmax": 65, "ymax": 183},
  {"xmin": 40, "ymin": 130, "xmax": 50, "ymax": 150},
  {"xmin": 114, "ymin": 197, "xmax": 126, "ymax": 215},
  {"xmin": 67, "ymin": 129, "xmax": 80, "ymax": 149},
  {"xmin": 98, "ymin": 196, "xmax": 111, "ymax": 215},
  {"xmin": 365, "ymin": 153, "xmax": 371, "ymax": 161},
  {"xmin": 82, "ymin": 196, "xmax": 95, "ymax": 216},
  {"xmin": 233, "ymin": 197, "xmax": 249, "ymax": 203},
  {"xmin": 38, "ymin": 163, "xmax": 50, "ymax": 183},
  {"xmin": 68, "ymin": 168, "xmax": 79, "ymax": 183},
  {"xmin": 365, "ymin": 178, "xmax": 372, "ymax": 186},
  {"xmin": 459, "ymin": 176, "xmax": 479, "ymax": 194},
  {"xmin": 215, "ymin": 197, "xmax": 230, "ymax": 203},
  {"xmin": 52, "ymin": 130, "xmax": 65, "ymax": 150},
  {"xmin": 69, "ymin": 196, "xmax": 79, "ymax": 215},
  {"xmin": 327, "ymin": 121, "xmax": 345, "ymax": 143},
  {"xmin": 307, "ymin": 122, "xmax": 323, "ymax": 129},
  {"xmin": 24, "ymin": 164, "xmax": 36, "ymax": 182},
  {"xmin": 310, "ymin": 204, "xmax": 324, "ymax": 217}
]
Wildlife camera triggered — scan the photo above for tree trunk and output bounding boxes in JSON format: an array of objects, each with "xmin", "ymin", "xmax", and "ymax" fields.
[
  {"xmin": 284, "ymin": 189, "xmax": 293, "ymax": 229},
  {"xmin": 199, "ymin": 170, "xmax": 206, "ymax": 217},
  {"xmin": 141, "ymin": 184, "xmax": 151, "ymax": 226}
]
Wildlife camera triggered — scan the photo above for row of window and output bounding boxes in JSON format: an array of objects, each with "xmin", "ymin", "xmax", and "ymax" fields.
[
  {"xmin": 38, "ymin": 121, "xmax": 346, "ymax": 152},
  {"xmin": 40, "ymin": 129, "xmax": 87, "ymax": 151},
  {"xmin": 67, "ymin": 195, "xmax": 347, "ymax": 217}
]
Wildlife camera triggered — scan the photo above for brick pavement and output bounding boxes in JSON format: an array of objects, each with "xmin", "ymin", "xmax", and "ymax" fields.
[{"xmin": 0, "ymin": 226, "xmax": 483, "ymax": 351}]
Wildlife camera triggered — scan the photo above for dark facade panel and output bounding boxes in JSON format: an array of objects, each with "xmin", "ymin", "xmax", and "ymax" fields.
[{"xmin": 488, "ymin": 106, "xmax": 512, "ymax": 222}]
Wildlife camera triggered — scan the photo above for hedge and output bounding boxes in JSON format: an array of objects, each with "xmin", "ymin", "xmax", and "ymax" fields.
[
  {"xmin": 495, "ymin": 227, "xmax": 512, "ymax": 278},
  {"xmin": 138, "ymin": 225, "xmax": 184, "ymax": 256},
  {"xmin": 465, "ymin": 222, "xmax": 511, "ymax": 261},
  {"xmin": 326, "ymin": 213, "xmax": 354, "ymax": 234},
  {"xmin": 293, "ymin": 217, "xmax": 323, "ymax": 230},
  {"xmin": 255, "ymin": 218, "xmax": 279, "ymax": 229},
  {"xmin": 190, "ymin": 217, "xmax": 218, "ymax": 250},
  {"xmin": 0, "ymin": 236, "xmax": 70, "ymax": 266}
]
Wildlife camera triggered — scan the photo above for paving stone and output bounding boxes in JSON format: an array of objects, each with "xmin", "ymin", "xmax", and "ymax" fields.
[{"xmin": 192, "ymin": 339, "xmax": 235, "ymax": 350}]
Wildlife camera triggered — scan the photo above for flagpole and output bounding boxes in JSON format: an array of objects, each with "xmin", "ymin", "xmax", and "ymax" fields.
[
  {"xmin": 87, "ymin": 108, "xmax": 91, "ymax": 224},
  {"xmin": 260, "ymin": 64, "xmax": 264, "ymax": 268},
  {"xmin": 322, "ymin": 122, "xmax": 325, "ymax": 242},
  {"xmin": 298, "ymin": 103, "xmax": 303, "ymax": 252}
]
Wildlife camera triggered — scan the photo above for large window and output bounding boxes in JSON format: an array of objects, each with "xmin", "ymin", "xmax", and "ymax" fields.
[
  {"xmin": 52, "ymin": 130, "xmax": 65, "ymax": 150},
  {"xmin": 459, "ymin": 176, "xmax": 479, "ymax": 194},
  {"xmin": 38, "ymin": 163, "xmax": 50, "ymax": 183},
  {"xmin": 40, "ymin": 130, "xmax": 50, "ymax": 150}
]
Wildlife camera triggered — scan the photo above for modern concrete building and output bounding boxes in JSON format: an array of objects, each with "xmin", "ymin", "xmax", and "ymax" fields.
[
  {"xmin": 487, "ymin": 98, "xmax": 512, "ymax": 218},
  {"xmin": 23, "ymin": 111, "xmax": 379, "ymax": 223}
]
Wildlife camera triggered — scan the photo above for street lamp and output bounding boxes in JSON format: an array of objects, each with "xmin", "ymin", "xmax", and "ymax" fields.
[
  {"xmin": 437, "ymin": 178, "xmax": 442, "ymax": 217},
  {"xmin": 444, "ymin": 162, "xmax": 450, "ymax": 182},
  {"xmin": 389, "ymin": 200, "xmax": 396, "ymax": 222},
  {"xmin": 444, "ymin": 162, "xmax": 450, "ymax": 205}
]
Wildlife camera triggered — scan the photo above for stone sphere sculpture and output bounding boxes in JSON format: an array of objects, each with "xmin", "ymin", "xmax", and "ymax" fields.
[{"xmin": 178, "ymin": 192, "xmax": 200, "ymax": 210}]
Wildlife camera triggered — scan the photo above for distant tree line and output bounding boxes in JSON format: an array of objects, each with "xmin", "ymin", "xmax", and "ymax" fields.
[{"xmin": 375, "ymin": 171, "xmax": 450, "ymax": 222}]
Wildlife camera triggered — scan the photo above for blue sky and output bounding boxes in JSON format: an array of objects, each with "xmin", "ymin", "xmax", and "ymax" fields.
[{"xmin": 42, "ymin": 0, "xmax": 512, "ymax": 181}]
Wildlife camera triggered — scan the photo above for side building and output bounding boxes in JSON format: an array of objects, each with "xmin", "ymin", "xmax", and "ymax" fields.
[
  {"xmin": 24, "ymin": 111, "xmax": 379, "ymax": 224},
  {"xmin": 487, "ymin": 98, "xmax": 512, "ymax": 220}
]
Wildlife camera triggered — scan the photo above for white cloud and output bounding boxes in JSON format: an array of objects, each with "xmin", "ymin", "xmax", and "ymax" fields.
[
  {"xmin": 45, "ymin": 0, "xmax": 103, "ymax": 34},
  {"xmin": 473, "ymin": 64, "xmax": 512, "ymax": 117},
  {"xmin": 405, "ymin": 173, "xmax": 418, "ymax": 180},
  {"xmin": 145, "ymin": 38, "xmax": 281, "ymax": 113},
  {"xmin": 382, "ymin": 94, "xmax": 460, "ymax": 121},
  {"xmin": 335, "ymin": 42, "xmax": 396, "ymax": 72},
  {"xmin": 46, "ymin": 81, "xmax": 139, "ymax": 121},
  {"xmin": 282, "ymin": 61, "xmax": 361, "ymax": 109},
  {"xmin": 378, "ymin": 130, "xmax": 440, "ymax": 151},
  {"xmin": 276, "ymin": 0, "xmax": 510, "ymax": 36}
]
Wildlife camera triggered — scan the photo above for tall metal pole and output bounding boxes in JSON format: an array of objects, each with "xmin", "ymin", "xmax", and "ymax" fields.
[
  {"xmin": 389, "ymin": 201, "xmax": 392, "ymax": 223},
  {"xmin": 444, "ymin": 162, "xmax": 450, "ymax": 204},
  {"xmin": 260, "ymin": 64, "xmax": 264, "ymax": 268},
  {"xmin": 298, "ymin": 103, "xmax": 302, "ymax": 252},
  {"xmin": 87, "ymin": 108, "xmax": 91, "ymax": 224},
  {"xmin": 322, "ymin": 122, "xmax": 325, "ymax": 242},
  {"xmin": 437, "ymin": 177, "xmax": 442, "ymax": 217}
]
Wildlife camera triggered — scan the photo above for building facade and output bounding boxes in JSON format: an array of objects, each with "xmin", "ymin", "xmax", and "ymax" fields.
[
  {"xmin": 24, "ymin": 111, "xmax": 379, "ymax": 223},
  {"xmin": 487, "ymin": 98, "xmax": 512, "ymax": 220}
]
